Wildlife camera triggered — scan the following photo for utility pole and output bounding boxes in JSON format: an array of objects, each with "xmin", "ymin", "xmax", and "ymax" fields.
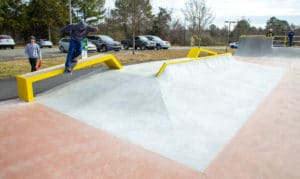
[
  {"xmin": 184, "ymin": 18, "xmax": 186, "ymax": 46},
  {"xmin": 224, "ymin": 21, "xmax": 236, "ymax": 52},
  {"xmin": 132, "ymin": 0, "xmax": 136, "ymax": 55},
  {"xmin": 69, "ymin": 0, "xmax": 72, "ymax": 24},
  {"xmin": 48, "ymin": 26, "xmax": 51, "ymax": 41}
]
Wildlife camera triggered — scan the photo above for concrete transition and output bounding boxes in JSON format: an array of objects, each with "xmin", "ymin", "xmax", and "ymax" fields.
[
  {"xmin": 37, "ymin": 54, "xmax": 287, "ymax": 171},
  {"xmin": 236, "ymin": 35, "xmax": 300, "ymax": 58}
]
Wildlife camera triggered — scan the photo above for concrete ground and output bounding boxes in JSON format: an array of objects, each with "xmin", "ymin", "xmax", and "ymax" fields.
[
  {"xmin": 1, "ymin": 55, "xmax": 300, "ymax": 178},
  {"xmin": 35, "ymin": 55, "xmax": 286, "ymax": 171}
]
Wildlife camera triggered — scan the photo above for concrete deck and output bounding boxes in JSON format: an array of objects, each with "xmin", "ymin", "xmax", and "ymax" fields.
[
  {"xmin": 1, "ymin": 55, "xmax": 300, "ymax": 178},
  {"xmin": 36, "ymin": 55, "xmax": 286, "ymax": 171}
]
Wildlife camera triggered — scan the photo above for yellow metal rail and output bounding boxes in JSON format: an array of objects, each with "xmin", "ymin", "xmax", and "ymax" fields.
[
  {"xmin": 156, "ymin": 52, "xmax": 231, "ymax": 77},
  {"xmin": 16, "ymin": 54, "xmax": 123, "ymax": 102},
  {"xmin": 240, "ymin": 35, "xmax": 274, "ymax": 39},
  {"xmin": 187, "ymin": 47, "xmax": 218, "ymax": 58}
]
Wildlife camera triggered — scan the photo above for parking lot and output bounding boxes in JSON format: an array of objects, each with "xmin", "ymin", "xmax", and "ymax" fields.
[
  {"xmin": 0, "ymin": 47, "xmax": 63, "ymax": 62},
  {"xmin": 0, "ymin": 46, "xmax": 224, "ymax": 62},
  {"xmin": 0, "ymin": 46, "xmax": 188, "ymax": 62}
]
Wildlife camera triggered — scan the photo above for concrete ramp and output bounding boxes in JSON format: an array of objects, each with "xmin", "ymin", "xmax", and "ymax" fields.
[
  {"xmin": 272, "ymin": 47, "xmax": 300, "ymax": 58},
  {"xmin": 37, "ymin": 55, "xmax": 287, "ymax": 171},
  {"xmin": 236, "ymin": 36, "xmax": 273, "ymax": 57},
  {"xmin": 236, "ymin": 36, "xmax": 300, "ymax": 59}
]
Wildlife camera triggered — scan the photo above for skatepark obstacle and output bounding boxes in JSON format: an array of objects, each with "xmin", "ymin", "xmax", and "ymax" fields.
[
  {"xmin": 156, "ymin": 48, "xmax": 221, "ymax": 77},
  {"xmin": 187, "ymin": 47, "xmax": 218, "ymax": 58},
  {"xmin": 236, "ymin": 35, "xmax": 300, "ymax": 58},
  {"xmin": 16, "ymin": 54, "xmax": 123, "ymax": 102},
  {"xmin": 236, "ymin": 35, "xmax": 273, "ymax": 57}
]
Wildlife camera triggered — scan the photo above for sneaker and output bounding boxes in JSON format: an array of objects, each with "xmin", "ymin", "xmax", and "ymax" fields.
[
  {"xmin": 71, "ymin": 59, "xmax": 78, "ymax": 63},
  {"xmin": 65, "ymin": 67, "xmax": 72, "ymax": 72}
]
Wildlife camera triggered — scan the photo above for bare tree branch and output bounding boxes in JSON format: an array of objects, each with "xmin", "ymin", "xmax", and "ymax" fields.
[{"xmin": 184, "ymin": 0, "xmax": 214, "ymax": 46}]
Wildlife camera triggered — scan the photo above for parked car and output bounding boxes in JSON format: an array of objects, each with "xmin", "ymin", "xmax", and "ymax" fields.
[
  {"xmin": 37, "ymin": 39, "xmax": 53, "ymax": 48},
  {"xmin": 58, "ymin": 38, "xmax": 97, "ymax": 53},
  {"xmin": 0, "ymin": 35, "xmax": 15, "ymax": 49},
  {"xmin": 229, "ymin": 42, "xmax": 240, "ymax": 49},
  {"xmin": 87, "ymin": 35, "xmax": 122, "ymax": 52},
  {"xmin": 121, "ymin": 36, "xmax": 156, "ymax": 50},
  {"xmin": 145, "ymin": 35, "xmax": 170, "ymax": 50}
]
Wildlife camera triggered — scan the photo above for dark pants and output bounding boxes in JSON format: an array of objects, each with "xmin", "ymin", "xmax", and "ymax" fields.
[
  {"xmin": 65, "ymin": 39, "xmax": 82, "ymax": 68},
  {"xmin": 29, "ymin": 58, "xmax": 37, "ymax": 72},
  {"xmin": 289, "ymin": 37, "xmax": 293, "ymax": 46}
]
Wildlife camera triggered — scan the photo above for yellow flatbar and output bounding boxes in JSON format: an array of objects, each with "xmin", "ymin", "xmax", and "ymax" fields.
[
  {"xmin": 156, "ymin": 52, "xmax": 231, "ymax": 77},
  {"xmin": 187, "ymin": 47, "xmax": 218, "ymax": 58},
  {"xmin": 16, "ymin": 54, "xmax": 123, "ymax": 102}
]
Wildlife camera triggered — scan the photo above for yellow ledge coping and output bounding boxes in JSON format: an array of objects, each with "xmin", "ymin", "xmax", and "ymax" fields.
[
  {"xmin": 16, "ymin": 54, "xmax": 123, "ymax": 102},
  {"xmin": 240, "ymin": 35, "xmax": 274, "ymax": 39},
  {"xmin": 156, "ymin": 53, "xmax": 232, "ymax": 78}
]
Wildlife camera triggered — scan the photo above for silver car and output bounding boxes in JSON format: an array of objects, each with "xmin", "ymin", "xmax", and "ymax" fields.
[
  {"xmin": 145, "ymin": 35, "xmax": 171, "ymax": 50},
  {"xmin": 58, "ymin": 38, "xmax": 97, "ymax": 53},
  {"xmin": 0, "ymin": 35, "xmax": 15, "ymax": 49},
  {"xmin": 37, "ymin": 39, "xmax": 53, "ymax": 48}
]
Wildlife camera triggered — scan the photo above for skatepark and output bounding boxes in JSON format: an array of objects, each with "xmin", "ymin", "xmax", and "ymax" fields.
[{"xmin": 1, "ymin": 36, "xmax": 300, "ymax": 178}]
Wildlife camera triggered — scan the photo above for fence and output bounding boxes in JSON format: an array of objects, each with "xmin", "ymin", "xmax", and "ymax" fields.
[{"xmin": 273, "ymin": 36, "xmax": 300, "ymax": 47}]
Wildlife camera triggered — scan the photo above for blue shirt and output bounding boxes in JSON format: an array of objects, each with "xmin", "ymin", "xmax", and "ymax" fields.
[{"xmin": 288, "ymin": 31, "xmax": 295, "ymax": 38}]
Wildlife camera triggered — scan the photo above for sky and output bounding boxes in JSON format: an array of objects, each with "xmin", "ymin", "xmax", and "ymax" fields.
[{"xmin": 105, "ymin": 0, "xmax": 300, "ymax": 28}]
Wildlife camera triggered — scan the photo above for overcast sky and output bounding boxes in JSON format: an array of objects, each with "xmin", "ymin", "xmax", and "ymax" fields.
[{"xmin": 105, "ymin": 0, "xmax": 300, "ymax": 28}]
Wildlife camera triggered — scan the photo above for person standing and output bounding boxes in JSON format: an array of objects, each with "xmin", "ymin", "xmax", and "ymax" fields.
[
  {"xmin": 24, "ymin": 36, "xmax": 42, "ymax": 72},
  {"xmin": 60, "ymin": 20, "xmax": 97, "ymax": 72},
  {"xmin": 288, "ymin": 29, "xmax": 295, "ymax": 47}
]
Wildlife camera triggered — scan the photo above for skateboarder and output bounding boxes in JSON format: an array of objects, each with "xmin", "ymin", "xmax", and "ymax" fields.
[
  {"xmin": 24, "ymin": 36, "xmax": 42, "ymax": 72},
  {"xmin": 60, "ymin": 20, "xmax": 97, "ymax": 72},
  {"xmin": 288, "ymin": 29, "xmax": 295, "ymax": 47}
]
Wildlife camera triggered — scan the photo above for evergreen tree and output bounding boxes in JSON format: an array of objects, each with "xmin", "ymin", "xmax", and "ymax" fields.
[
  {"xmin": 151, "ymin": 7, "xmax": 171, "ymax": 38},
  {"xmin": 112, "ymin": 0, "xmax": 153, "ymax": 38},
  {"xmin": 26, "ymin": 0, "xmax": 69, "ymax": 43},
  {"xmin": 0, "ymin": 0, "xmax": 27, "ymax": 38},
  {"xmin": 266, "ymin": 16, "xmax": 289, "ymax": 35},
  {"xmin": 72, "ymin": 0, "xmax": 105, "ymax": 23}
]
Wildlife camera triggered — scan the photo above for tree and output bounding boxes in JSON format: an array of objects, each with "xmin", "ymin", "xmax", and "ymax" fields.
[
  {"xmin": 113, "ymin": 0, "xmax": 153, "ymax": 38},
  {"xmin": 151, "ymin": 7, "xmax": 172, "ymax": 38},
  {"xmin": 72, "ymin": 0, "xmax": 105, "ymax": 23},
  {"xmin": 169, "ymin": 19, "xmax": 186, "ymax": 46},
  {"xmin": 184, "ymin": 0, "xmax": 214, "ymax": 46},
  {"xmin": 230, "ymin": 19, "xmax": 251, "ymax": 41},
  {"xmin": 27, "ymin": 0, "xmax": 69, "ymax": 43},
  {"xmin": 111, "ymin": 0, "xmax": 153, "ymax": 54},
  {"xmin": 0, "ymin": 0, "xmax": 27, "ymax": 38},
  {"xmin": 266, "ymin": 16, "xmax": 289, "ymax": 35},
  {"xmin": 207, "ymin": 24, "xmax": 227, "ymax": 45}
]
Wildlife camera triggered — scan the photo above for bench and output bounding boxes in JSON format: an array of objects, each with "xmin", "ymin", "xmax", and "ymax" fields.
[{"xmin": 16, "ymin": 54, "xmax": 123, "ymax": 102}]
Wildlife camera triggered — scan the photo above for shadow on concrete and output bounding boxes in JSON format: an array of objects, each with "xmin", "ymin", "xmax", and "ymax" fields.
[{"xmin": 0, "ymin": 67, "xmax": 107, "ymax": 101}]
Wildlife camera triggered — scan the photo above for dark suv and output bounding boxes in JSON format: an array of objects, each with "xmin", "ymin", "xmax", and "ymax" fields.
[
  {"xmin": 87, "ymin": 35, "xmax": 122, "ymax": 52},
  {"xmin": 121, "ymin": 36, "xmax": 156, "ymax": 50}
]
